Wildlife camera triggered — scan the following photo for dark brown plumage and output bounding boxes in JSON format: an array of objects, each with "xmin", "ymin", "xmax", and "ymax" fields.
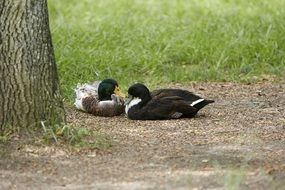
[{"xmin": 125, "ymin": 83, "xmax": 214, "ymax": 120}]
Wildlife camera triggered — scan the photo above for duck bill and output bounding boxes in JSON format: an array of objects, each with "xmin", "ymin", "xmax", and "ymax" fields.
[
  {"xmin": 114, "ymin": 86, "xmax": 125, "ymax": 98},
  {"xmin": 124, "ymin": 95, "xmax": 133, "ymax": 106}
]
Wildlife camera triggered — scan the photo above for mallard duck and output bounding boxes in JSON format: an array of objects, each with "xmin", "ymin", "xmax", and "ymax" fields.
[
  {"xmin": 74, "ymin": 78, "xmax": 125, "ymax": 117},
  {"xmin": 125, "ymin": 83, "xmax": 214, "ymax": 120}
]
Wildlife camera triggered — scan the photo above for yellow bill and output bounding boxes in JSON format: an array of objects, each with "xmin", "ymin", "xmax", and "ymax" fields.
[{"xmin": 114, "ymin": 86, "xmax": 125, "ymax": 98}]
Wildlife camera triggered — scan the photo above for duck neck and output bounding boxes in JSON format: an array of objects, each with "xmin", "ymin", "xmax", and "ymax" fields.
[{"xmin": 140, "ymin": 94, "xmax": 151, "ymax": 106}]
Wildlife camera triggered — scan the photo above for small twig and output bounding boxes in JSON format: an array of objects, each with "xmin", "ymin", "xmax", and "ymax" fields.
[
  {"xmin": 61, "ymin": 125, "xmax": 67, "ymax": 133},
  {"xmin": 51, "ymin": 129, "xmax": 58, "ymax": 143},
  {"xmin": 41, "ymin": 121, "xmax": 58, "ymax": 143},
  {"xmin": 40, "ymin": 121, "xmax": 47, "ymax": 132}
]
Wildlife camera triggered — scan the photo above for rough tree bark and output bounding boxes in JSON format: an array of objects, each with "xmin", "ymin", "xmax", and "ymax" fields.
[{"xmin": 0, "ymin": 0, "xmax": 66, "ymax": 131}]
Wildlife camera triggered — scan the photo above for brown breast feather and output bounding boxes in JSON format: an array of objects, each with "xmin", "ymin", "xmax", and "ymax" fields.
[{"xmin": 82, "ymin": 96, "xmax": 124, "ymax": 117}]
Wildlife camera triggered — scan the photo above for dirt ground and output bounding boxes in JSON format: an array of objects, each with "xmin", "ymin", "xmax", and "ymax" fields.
[{"xmin": 1, "ymin": 81, "xmax": 285, "ymax": 190}]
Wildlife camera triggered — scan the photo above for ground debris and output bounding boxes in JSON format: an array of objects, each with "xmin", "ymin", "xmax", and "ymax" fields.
[{"xmin": 1, "ymin": 81, "xmax": 285, "ymax": 190}]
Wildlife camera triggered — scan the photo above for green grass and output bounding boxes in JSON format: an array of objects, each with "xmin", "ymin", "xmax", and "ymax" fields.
[
  {"xmin": 41, "ymin": 123, "xmax": 112, "ymax": 150},
  {"xmin": 48, "ymin": 0, "xmax": 285, "ymax": 102}
]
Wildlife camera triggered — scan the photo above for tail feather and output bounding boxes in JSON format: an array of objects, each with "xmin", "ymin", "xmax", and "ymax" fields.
[{"xmin": 192, "ymin": 99, "xmax": 214, "ymax": 110}]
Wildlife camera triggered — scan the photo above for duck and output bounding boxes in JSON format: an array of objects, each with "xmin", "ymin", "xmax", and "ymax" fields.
[
  {"xmin": 125, "ymin": 83, "xmax": 214, "ymax": 120},
  {"xmin": 74, "ymin": 78, "xmax": 125, "ymax": 117}
]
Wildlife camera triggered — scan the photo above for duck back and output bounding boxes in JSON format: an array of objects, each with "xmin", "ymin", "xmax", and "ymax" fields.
[
  {"xmin": 127, "ymin": 95, "xmax": 198, "ymax": 120},
  {"xmin": 151, "ymin": 89, "xmax": 201, "ymax": 102}
]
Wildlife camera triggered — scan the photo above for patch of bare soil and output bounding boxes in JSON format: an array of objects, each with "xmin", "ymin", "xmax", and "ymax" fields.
[{"xmin": 1, "ymin": 81, "xmax": 285, "ymax": 190}]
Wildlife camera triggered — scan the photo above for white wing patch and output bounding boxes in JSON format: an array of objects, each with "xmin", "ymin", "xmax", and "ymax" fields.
[
  {"xmin": 97, "ymin": 95, "xmax": 124, "ymax": 108},
  {"xmin": 74, "ymin": 98, "xmax": 86, "ymax": 111},
  {"xmin": 83, "ymin": 84, "xmax": 98, "ymax": 94},
  {"xmin": 98, "ymin": 100, "xmax": 114, "ymax": 107},
  {"xmin": 171, "ymin": 112, "xmax": 183, "ymax": 118},
  {"xmin": 74, "ymin": 83, "xmax": 98, "ymax": 99},
  {"xmin": 125, "ymin": 98, "xmax": 142, "ymax": 114},
  {"xmin": 74, "ymin": 83, "xmax": 99, "ymax": 112},
  {"xmin": 190, "ymin": 99, "xmax": 204, "ymax": 107}
]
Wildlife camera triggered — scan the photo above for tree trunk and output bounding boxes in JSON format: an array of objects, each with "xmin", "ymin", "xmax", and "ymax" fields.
[{"xmin": 0, "ymin": 0, "xmax": 65, "ymax": 131}]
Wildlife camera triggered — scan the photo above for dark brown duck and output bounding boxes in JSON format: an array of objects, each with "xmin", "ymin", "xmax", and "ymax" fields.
[{"xmin": 125, "ymin": 83, "xmax": 214, "ymax": 120}]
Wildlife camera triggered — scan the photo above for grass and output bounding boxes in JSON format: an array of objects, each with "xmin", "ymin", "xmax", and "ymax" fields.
[
  {"xmin": 0, "ymin": 122, "xmax": 111, "ymax": 150},
  {"xmin": 41, "ymin": 123, "xmax": 112, "ymax": 150},
  {"xmin": 48, "ymin": 0, "xmax": 285, "ymax": 103},
  {"xmin": 0, "ymin": 135, "xmax": 9, "ymax": 143}
]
